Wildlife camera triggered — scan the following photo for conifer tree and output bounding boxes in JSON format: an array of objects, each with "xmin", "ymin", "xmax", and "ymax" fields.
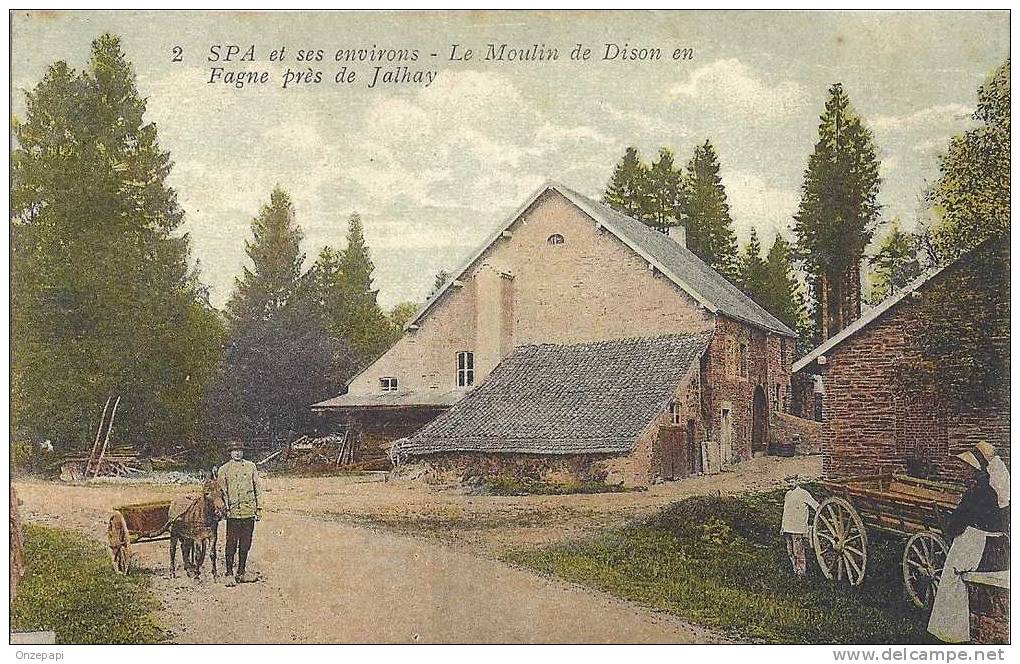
[
  {"xmin": 645, "ymin": 148, "xmax": 685, "ymax": 232},
  {"xmin": 226, "ymin": 187, "xmax": 305, "ymax": 325},
  {"xmin": 737, "ymin": 229, "xmax": 769, "ymax": 301},
  {"xmin": 11, "ymin": 34, "xmax": 225, "ymax": 451},
  {"xmin": 793, "ymin": 83, "xmax": 882, "ymax": 340},
  {"xmin": 763, "ymin": 235, "xmax": 808, "ymax": 335},
  {"xmin": 603, "ymin": 146, "xmax": 652, "ymax": 223},
  {"xmin": 680, "ymin": 140, "xmax": 740, "ymax": 279}
]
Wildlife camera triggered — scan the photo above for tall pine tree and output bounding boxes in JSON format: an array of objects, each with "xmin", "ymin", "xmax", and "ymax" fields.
[
  {"xmin": 603, "ymin": 147, "xmax": 652, "ymax": 223},
  {"xmin": 11, "ymin": 34, "xmax": 225, "ymax": 451},
  {"xmin": 737, "ymin": 229, "xmax": 769, "ymax": 300},
  {"xmin": 793, "ymin": 83, "xmax": 881, "ymax": 341},
  {"xmin": 926, "ymin": 59, "xmax": 1009, "ymax": 262},
  {"xmin": 206, "ymin": 188, "xmax": 353, "ymax": 443},
  {"xmin": 226, "ymin": 187, "xmax": 305, "ymax": 325},
  {"xmin": 763, "ymin": 235, "xmax": 808, "ymax": 335},
  {"xmin": 681, "ymin": 140, "xmax": 740, "ymax": 279},
  {"xmin": 645, "ymin": 148, "xmax": 685, "ymax": 232}
]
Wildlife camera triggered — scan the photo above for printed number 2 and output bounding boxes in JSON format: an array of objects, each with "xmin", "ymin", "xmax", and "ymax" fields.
[{"xmin": 171, "ymin": 46, "xmax": 183, "ymax": 62}]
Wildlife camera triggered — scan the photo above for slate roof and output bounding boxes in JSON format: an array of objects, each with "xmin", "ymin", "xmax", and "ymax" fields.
[
  {"xmin": 311, "ymin": 389, "xmax": 464, "ymax": 410},
  {"xmin": 407, "ymin": 182, "xmax": 795, "ymax": 338},
  {"xmin": 399, "ymin": 331, "xmax": 713, "ymax": 456}
]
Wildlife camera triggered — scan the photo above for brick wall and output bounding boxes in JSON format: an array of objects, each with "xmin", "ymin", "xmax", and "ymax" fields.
[{"xmin": 820, "ymin": 242, "xmax": 1009, "ymax": 481}]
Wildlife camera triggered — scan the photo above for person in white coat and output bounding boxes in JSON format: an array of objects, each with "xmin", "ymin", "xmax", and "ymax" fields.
[
  {"xmin": 782, "ymin": 478, "xmax": 820, "ymax": 576},
  {"xmin": 928, "ymin": 442, "xmax": 1010, "ymax": 643}
]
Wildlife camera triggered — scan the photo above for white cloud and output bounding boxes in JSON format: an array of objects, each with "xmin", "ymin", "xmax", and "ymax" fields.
[
  {"xmin": 872, "ymin": 103, "xmax": 972, "ymax": 132},
  {"xmin": 723, "ymin": 170, "xmax": 801, "ymax": 243},
  {"xmin": 670, "ymin": 58, "xmax": 809, "ymax": 123}
]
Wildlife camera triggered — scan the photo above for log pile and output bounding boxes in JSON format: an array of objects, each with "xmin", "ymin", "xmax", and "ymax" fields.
[{"xmin": 274, "ymin": 429, "xmax": 372, "ymax": 471}]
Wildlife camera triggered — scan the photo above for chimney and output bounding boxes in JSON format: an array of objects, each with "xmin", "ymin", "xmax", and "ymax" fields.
[{"xmin": 667, "ymin": 224, "xmax": 686, "ymax": 247}]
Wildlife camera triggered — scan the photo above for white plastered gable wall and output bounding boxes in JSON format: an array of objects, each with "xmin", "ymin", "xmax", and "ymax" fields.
[{"xmin": 345, "ymin": 187, "xmax": 715, "ymax": 399}]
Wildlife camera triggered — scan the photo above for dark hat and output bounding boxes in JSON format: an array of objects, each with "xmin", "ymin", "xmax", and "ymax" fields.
[{"xmin": 227, "ymin": 440, "xmax": 247, "ymax": 451}]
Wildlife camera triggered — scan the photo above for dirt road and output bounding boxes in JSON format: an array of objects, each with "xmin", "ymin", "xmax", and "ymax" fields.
[{"xmin": 15, "ymin": 454, "xmax": 819, "ymax": 643}]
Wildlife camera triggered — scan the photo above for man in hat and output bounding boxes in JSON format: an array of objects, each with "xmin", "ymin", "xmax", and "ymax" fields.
[
  {"xmin": 928, "ymin": 441, "xmax": 1010, "ymax": 643},
  {"xmin": 781, "ymin": 476, "xmax": 820, "ymax": 576},
  {"xmin": 216, "ymin": 441, "xmax": 263, "ymax": 586}
]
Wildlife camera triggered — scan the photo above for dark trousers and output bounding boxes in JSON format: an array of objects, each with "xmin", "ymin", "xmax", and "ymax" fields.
[{"xmin": 225, "ymin": 517, "xmax": 255, "ymax": 575}]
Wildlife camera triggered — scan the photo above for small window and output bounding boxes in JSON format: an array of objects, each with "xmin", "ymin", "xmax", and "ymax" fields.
[
  {"xmin": 772, "ymin": 384, "xmax": 781, "ymax": 412},
  {"xmin": 739, "ymin": 343, "xmax": 749, "ymax": 378},
  {"xmin": 669, "ymin": 401, "xmax": 681, "ymax": 426},
  {"xmin": 814, "ymin": 393, "xmax": 824, "ymax": 421},
  {"xmin": 380, "ymin": 377, "xmax": 398, "ymax": 392},
  {"xmin": 457, "ymin": 351, "xmax": 474, "ymax": 387},
  {"xmin": 547, "ymin": 234, "xmax": 565, "ymax": 246}
]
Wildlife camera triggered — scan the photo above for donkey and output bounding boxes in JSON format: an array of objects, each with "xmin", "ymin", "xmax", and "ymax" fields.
[{"xmin": 169, "ymin": 476, "xmax": 225, "ymax": 579}]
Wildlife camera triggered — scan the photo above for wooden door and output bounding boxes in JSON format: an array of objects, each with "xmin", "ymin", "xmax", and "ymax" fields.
[{"xmin": 658, "ymin": 427, "xmax": 686, "ymax": 480}]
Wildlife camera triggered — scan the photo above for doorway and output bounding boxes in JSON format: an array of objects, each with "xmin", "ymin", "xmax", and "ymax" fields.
[
  {"xmin": 720, "ymin": 406, "xmax": 732, "ymax": 465},
  {"xmin": 752, "ymin": 385, "xmax": 769, "ymax": 454},
  {"xmin": 658, "ymin": 426, "xmax": 685, "ymax": 480}
]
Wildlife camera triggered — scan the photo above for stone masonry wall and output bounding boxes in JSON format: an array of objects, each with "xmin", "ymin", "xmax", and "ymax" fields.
[{"xmin": 821, "ymin": 247, "xmax": 1009, "ymax": 481}]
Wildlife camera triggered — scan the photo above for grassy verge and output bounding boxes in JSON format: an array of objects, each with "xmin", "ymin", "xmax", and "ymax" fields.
[
  {"xmin": 468, "ymin": 474, "xmax": 639, "ymax": 496},
  {"xmin": 11, "ymin": 524, "xmax": 169, "ymax": 644},
  {"xmin": 505, "ymin": 489, "xmax": 934, "ymax": 644}
]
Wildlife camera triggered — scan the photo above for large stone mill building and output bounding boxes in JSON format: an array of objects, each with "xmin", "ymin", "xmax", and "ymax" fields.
[{"xmin": 311, "ymin": 182, "xmax": 801, "ymax": 486}]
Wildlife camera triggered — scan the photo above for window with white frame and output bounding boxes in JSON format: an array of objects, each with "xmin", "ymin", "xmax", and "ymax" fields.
[
  {"xmin": 457, "ymin": 351, "xmax": 475, "ymax": 387},
  {"xmin": 669, "ymin": 400, "xmax": 682, "ymax": 426},
  {"xmin": 380, "ymin": 377, "xmax": 398, "ymax": 392},
  {"xmin": 547, "ymin": 233, "xmax": 565, "ymax": 246}
]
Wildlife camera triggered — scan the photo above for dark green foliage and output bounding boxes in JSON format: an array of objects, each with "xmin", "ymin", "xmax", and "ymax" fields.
[
  {"xmin": 226, "ymin": 187, "xmax": 305, "ymax": 325},
  {"xmin": 907, "ymin": 239, "xmax": 1009, "ymax": 409},
  {"xmin": 866, "ymin": 221, "xmax": 925, "ymax": 305},
  {"xmin": 388, "ymin": 301, "xmax": 419, "ymax": 333},
  {"xmin": 11, "ymin": 33, "xmax": 226, "ymax": 452},
  {"xmin": 602, "ymin": 143, "xmax": 739, "ymax": 278},
  {"xmin": 432, "ymin": 269, "xmax": 452, "ymax": 294},
  {"xmin": 762, "ymin": 235, "xmax": 809, "ymax": 335},
  {"xmin": 206, "ymin": 188, "xmax": 356, "ymax": 442},
  {"xmin": 793, "ymin": 83, "xmax": 882, "ymax": 337},
  {"xmin": 11, "ymin": 525, "xmax": 168, "ymax": 644},
  {"xmin": 680, "ymin": 140, "xmax": 740, "ymax": 279},
  {"xmin": 303, "ymin": 213, "xmax": 393, "ymax": 367},
  {"xmin": 602, "ymin": 146, "xmax": 653, "ymax": 223},
  {"xmin": 645, "ymin": 148, "xmax": 685, "ymax": 232},
  {"xmin": 737, "ymin": 229, "xmax": 769, "ymax": 300},
  {"xmin": 926, "ymin": 60, "xmax": 1010, "ymax": 263},
  {"xmin": 507, "ymin": 490, "xmax": 930, "ymax": 644}
]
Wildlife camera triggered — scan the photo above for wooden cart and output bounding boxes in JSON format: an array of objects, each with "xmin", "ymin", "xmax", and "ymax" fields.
[
  {"xmin": 107, "ymin": 500, "xmax": 173, "ymax": 574},
  {"xmin": 812, "ymin": 474, "xmax": 964, "ymax": 608}
]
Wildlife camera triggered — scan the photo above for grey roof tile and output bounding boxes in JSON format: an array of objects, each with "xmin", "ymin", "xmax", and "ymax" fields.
[{"xmin": 400, "ymin": 331, "xmax": 712, "ymax": 456}]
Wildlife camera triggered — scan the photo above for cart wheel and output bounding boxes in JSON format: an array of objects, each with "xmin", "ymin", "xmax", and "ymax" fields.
[
  {"xmin": 812, "ymin": 496, "xmax": 868, "ymax": 586},
  {"xmin": 107, "ymin": 512, "xmax": 132, "ymax": 575},
  {"xmin": 902, "ymin": 532, "xmax": 948, "ymax": 610}
]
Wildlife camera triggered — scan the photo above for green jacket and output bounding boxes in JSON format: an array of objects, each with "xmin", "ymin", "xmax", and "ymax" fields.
[{"xmin": 217, "ymin": 459, "xmax": 263, "ymax": 519}]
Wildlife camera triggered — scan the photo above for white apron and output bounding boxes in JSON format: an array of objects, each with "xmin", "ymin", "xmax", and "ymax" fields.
[{"xmin": 927, "ymin": 527, "xmax": 990, "ymax": 643}]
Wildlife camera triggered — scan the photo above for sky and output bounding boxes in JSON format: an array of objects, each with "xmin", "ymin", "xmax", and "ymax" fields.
[{"xmin": 10, "ymin": 10, "xmax": 1010, "ymax": 309}]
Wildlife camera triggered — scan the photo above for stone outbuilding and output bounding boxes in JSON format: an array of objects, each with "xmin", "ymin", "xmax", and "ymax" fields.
[
  {"xmin": 792, "ymin": 237, "xmax": 1009, "ymax": 482},
  {"xmin": 311, "ymin": 181, "xmax": 800, "ymax": 484}
]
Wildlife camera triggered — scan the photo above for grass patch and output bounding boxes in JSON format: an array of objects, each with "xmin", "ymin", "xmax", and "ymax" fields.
[
  {"xmin": 11, "ymin": 524, "xmax": 169, "ymax": 644},
  {"xmin": 468, "ymin": 474, "xmax": 639, "ymax": 496},
  {"xmin": 505, "ymin": 489, "xmax": 935, "ymax": 644}
]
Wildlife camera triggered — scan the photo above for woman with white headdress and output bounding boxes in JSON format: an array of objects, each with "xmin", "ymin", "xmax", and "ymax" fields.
[{"xmin": 928, "ymin": 441, "xmax": 1010, "ymax": 643}]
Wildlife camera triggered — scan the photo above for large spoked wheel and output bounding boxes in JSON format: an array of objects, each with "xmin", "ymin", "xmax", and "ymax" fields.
[
  {"xmin": 812, "ymin": 497, "xmax": 868, "ymax": 586},
  {"xmin": 107, "ymin": 512, "xmax": 132, "ymax": 575},
  {"xmin": 902, "ymin": 531, "xmax": 948, "ymax": 610}
]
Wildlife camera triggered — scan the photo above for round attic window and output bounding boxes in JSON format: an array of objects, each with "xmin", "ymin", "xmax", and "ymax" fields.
[{"xmin": 547, "ymin": 233, "xmax": 565, "ymax": 245}]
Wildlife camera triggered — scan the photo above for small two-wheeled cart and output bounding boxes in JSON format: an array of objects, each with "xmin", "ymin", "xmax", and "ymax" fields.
[
  {"xmin": 107, "ymin": 500, "xmax": 173, "ymax": 574},
  {"xmin": 811, "ymin": 474, "xmax": 964, "ymax": 608}
]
